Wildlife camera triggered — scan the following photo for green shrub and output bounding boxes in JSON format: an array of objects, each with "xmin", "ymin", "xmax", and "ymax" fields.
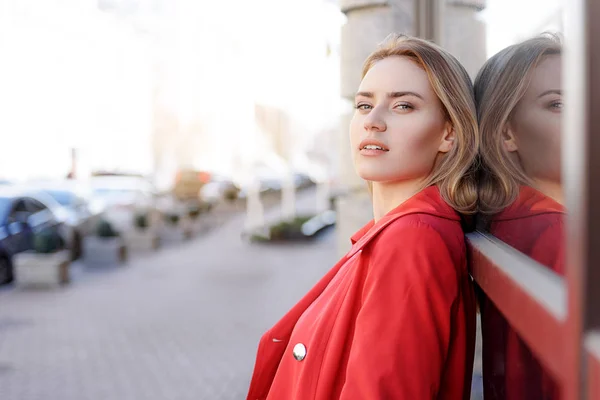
[
  {"xmin": 165, "ymin": 213, "xmax": 180, "ymax": 226},
  {"xmin": 200, "ymin": 201, "xmax": 213, "ymax": 213},
  {"xmin": 329, "ymin": 195, "xmax": 337, "ymax": 211},
  {"xmin": 33, "ymin": 228, "xmax": 64, "ymax": 254},
  {"xmin": 268, "ymin": 216, "xmax": 312, "ymax": 240},
  {"xmin": 224, "ymin": 187, "xmax": 239, "ymax": 202},
  {"xmin": 96, "ymin": 220, "xmax": 119, "ymax": 238},
  {"xmin": 134, "ymin": 212, "xmax": 149, "ymax": 229},
  {"xmin": 188, "ymin": 207, "xmax": 201, "ymax": 220},
  {"xmin": 249, "ymin": 233, "xmax": 270, "ymax": 242}
]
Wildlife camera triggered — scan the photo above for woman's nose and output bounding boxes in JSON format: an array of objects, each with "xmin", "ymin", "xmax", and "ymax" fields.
[{"xmin": 364, "ymin": 110, "xmax": 386, "ymax": 132}]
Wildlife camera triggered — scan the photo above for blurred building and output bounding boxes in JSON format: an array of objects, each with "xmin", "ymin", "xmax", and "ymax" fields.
[
  {"xmin": 483, "ymin": 0, "xmax": 562, "ymax": 57},
  {"xmin": 148, "ymin": 0, "xmax": 344, "ymax": 191},
  {"xmin": 524, "ymin": 5, "xmax": 563, "ymax": 39},
  {"xmin": 0, "ymin": 0, "xmax": 156, "ymax": 181}
]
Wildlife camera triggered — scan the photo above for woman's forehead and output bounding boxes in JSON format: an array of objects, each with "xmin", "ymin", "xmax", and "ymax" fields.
[
  {"xmin": 360, "ymin": 56, "xmax": 432, "ymax": 96},
  {"xmin": 527, "ymin": 55, "xmax": 562, "ymax": 96}
]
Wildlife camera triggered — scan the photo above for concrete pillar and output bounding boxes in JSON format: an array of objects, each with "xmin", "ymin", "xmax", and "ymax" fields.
[
  {"xmin": 442, "ymin": 0, "xmax": 487, "ymax": 79},
  {"xmin": 245, "ymin": 179, "xmax": 266, "ymax": 232},
  {"xmin": 336, "ymin": 0, "xmax": 486, "ymax": 256},
  {"xmin": 337, "ymin": 0, "xmax": 415, "ymax": 257}
]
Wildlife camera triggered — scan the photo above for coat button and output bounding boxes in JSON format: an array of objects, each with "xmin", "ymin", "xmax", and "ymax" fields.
[{"xmin": 292, "ymin": 343, "xmax": 307, "ymax": 361}]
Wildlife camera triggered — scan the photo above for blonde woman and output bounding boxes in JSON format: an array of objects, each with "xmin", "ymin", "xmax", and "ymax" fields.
[
  {"xmin": 474, "ymin": 35, "xmax": 563, "ymax": 400},
  {"xmin": 246, "ymin": 34, "xmax": 479, "ymax": 400}
]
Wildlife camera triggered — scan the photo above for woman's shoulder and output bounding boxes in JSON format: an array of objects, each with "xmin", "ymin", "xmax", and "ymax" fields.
[
  {"xmin": 364, "ymin": 213, "xmax": 466, "ymax": 271},
  {"xmin": 364, "ymin": 213, "xmax": 466, "ymax": 286},
  {"xmin": 378, "ymin": 213, "xmax": 464, "ymax": 243}
]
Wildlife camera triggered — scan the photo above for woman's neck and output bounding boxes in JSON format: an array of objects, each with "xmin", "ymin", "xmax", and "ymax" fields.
[
  {"xmin": 371, "ymin": 179, "xmax": 426, "ymax": 222},
  {"xmin": 532, "ymin": 179, "xmax": 564, "ymax": 205}
]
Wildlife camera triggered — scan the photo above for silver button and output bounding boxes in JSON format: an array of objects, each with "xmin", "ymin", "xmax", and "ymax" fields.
[{"xmin": 292, "ymin": 343, "xmax": 307, "ymax": 361}]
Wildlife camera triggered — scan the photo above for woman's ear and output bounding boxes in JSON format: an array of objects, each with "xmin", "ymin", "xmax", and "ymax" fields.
[
  {"xmin": 438, "ymin": 122, "xmax": 455, "ymax": 153},
  {"xmin": 503, "ymin": 123, "xmax": 519, "ymax": 152}
]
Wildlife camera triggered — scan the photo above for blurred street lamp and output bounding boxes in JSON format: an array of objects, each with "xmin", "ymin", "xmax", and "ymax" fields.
[{"xmin": 67, "ymin": 148, "xmax": 77, "ymax": 179}]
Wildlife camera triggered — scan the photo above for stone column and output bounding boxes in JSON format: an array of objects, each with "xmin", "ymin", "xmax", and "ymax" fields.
[
  {"xmin": 442, "ymin": 0, "xmax": 487, "ymax": 79},
  {"xmin": 337, "ymin": 0, "xmax": 416, "ymax": 257}
]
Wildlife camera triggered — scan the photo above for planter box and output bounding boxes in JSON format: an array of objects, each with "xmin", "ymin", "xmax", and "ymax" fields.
[
  {"xmin": 161, "ymin": 216, "xmax": 194, "ymax": 242},
  {"xmin": 188, "ymin": 214, "xmax": 214, "ymax": 235},
  {"xmin": 124, "ymin": 228, "xmax": 161, "ymax": 252},
  {"xmin": 14, "ymin": 250, "xmax": 70, "ymax": 288},
  {"xmin": 180, "ymin": 216, "xmax": 196, "ymax": 239},
  {"xmin": 83, "ymin": 237, "xmax": 128, "ymax": 266}
]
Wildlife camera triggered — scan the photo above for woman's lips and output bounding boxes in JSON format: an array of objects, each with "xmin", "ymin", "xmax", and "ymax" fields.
[
  {"xmin": 359, "ymin": 148, "xmax": 389, "ymax": 156},
  {"xmin": 358, "ymin": 139, "xmax": 390, "ymax": 156}
]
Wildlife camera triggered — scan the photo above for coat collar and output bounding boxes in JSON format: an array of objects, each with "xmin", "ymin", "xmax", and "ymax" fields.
[
  {"xmin": 493, "ymin": 185, "xmax": 565, "ymax": 221},
  {"xmin": 348, "ymin": 186, "xmax": 459, "ymax": 257}
]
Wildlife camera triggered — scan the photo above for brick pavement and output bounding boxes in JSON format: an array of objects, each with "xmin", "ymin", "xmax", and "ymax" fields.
[{"xmin": 0, "ymin": 189, "xmax": 337, "ymax": 400}]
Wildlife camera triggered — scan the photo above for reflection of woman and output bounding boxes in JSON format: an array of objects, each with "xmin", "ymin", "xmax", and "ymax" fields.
[
  {"xmin": 474, "ymin": 35, "xmax": 563, "ymax": 400},
  {"xmin": 246, "ymin": 34, "xmax": 479, "ymax": 400}
]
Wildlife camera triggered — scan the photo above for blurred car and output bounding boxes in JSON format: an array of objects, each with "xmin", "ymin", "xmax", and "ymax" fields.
[
  {"xmin": 237, "ymin": 168, "xmax": 314, "ymax": 199},
  {"xmin": 236, "ymin": 166, "xmax": 284, "ymax": 199},
  {"xmin": 0, "ymin": 188, "xmax": 66, "ymax": 284},
  {"xmin": 256, "ymin": 166, "xmax": 284, "ymax": 192},
  {"xmin": 90, "ymin": 175, "xmax": 159, "ymax": 234},
  {"xmin": 26, "ymin": 180, "xmax": 104, "ymax": 260},
  {"xmin": 293, "ymin": 172, "xmax": 316, "ymax": 189}
]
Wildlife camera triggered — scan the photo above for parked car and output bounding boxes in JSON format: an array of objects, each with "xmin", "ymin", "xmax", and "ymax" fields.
[
  {"xmin": 26, "ymin": 180, "xmax": 104, "ymax": 260},
  {"xmin": 90, "ymin": 175, "xmax": 159, "ymax": 234},
  {"xmin": 0, "ymin": 188, "xmax": 66, "ymax": 284},
  {"xmin": 236, "ymin": 168, "xmax": 314, "ymax": 199},
  {"xmin": 294, "ymin": 172, "xmax": 316, "ymax": 189}
]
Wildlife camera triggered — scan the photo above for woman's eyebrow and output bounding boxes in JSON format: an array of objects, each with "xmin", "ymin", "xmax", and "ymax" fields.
[
  {"xmin": 389, "ymin": 91, "xmax": 424, "ymax": 100},
  {"xmin": 355, "ymin": 91, "xmax": 424, "ymax": 100},
  {"xmin": 538, "ymin": 89, "xmax": 562, "ymax": 98}
]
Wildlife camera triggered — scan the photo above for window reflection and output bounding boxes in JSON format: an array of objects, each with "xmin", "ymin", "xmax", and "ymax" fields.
[{"xmin": 474, "ymin": 35, "xmax": 564, "ymax": 399}]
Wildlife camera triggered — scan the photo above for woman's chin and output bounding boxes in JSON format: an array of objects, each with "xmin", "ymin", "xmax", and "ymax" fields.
[
  {"xmin": 357, "ymin": 173, "xmax": 425, "ymax": 186},
  {"xmin": 357, "ymin": 173, "xmax": 391, "ymax": 183},
  {"xmin": 356, "ymin": 165, "xmax": 402, "ymax": 183}
]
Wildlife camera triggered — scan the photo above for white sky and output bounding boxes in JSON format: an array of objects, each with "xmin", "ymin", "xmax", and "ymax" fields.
[{"xmin": 481, "ymin": 0, "xmax": 563, "ymax": 57}]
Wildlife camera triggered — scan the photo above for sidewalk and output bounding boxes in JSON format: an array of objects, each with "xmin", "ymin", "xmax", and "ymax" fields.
[{"xmin": 0, "ymin": 187, "xmax": 337, "ymax": 400}]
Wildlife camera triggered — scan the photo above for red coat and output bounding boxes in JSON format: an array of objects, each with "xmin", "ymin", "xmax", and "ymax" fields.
[
  {"xmin": 481, "ymin": 186, "xmax": 565, "ymax": 400},
  {"xmin": 247, "ymin": 186, "xmax": 476, "ymax": 400}
]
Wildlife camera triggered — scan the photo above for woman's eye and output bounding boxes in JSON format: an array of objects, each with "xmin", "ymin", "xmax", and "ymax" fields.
[
  {"xmin": 551, "ymin": 101, "xmax": 563, "ymax": 109},
  {"xmin": 394, "ymin": 103, "xmax": 413, "ymax": 110},
  {"xmin": 355, "ymin": 104, "xmax": 372, "ymax": 111}
]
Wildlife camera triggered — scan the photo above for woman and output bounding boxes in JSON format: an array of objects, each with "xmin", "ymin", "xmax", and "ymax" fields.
[
  {"xmin": 474, "ymin": 35, "xmax": 564, "ymax": 400},
  {"xmin": 246, "ymin": 34, "xmax": 478, "ymax": 400}
]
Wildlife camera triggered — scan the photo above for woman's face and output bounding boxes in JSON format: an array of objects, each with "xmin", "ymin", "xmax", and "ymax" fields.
[
  {"xmin": 507, "ymin": 55, "xmax": 562, "ymax": 184},
  {"xmin": 350, "ymin": 56, "xmax": 454, "ymax": 184}
]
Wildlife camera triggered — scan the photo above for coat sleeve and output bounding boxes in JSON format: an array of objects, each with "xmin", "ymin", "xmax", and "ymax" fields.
[{"xmin": 338, "ymin": 223, "xmax": 459, "ymax": 400}]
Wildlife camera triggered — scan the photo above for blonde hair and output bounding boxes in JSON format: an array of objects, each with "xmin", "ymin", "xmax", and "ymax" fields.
[
  {"xmin": 474, "ymin": 34, "xmax": 562, "ymax": 214},
  {"xmin": 362, "ymin": 33, "xmax": 479, "ymax": 215}
]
